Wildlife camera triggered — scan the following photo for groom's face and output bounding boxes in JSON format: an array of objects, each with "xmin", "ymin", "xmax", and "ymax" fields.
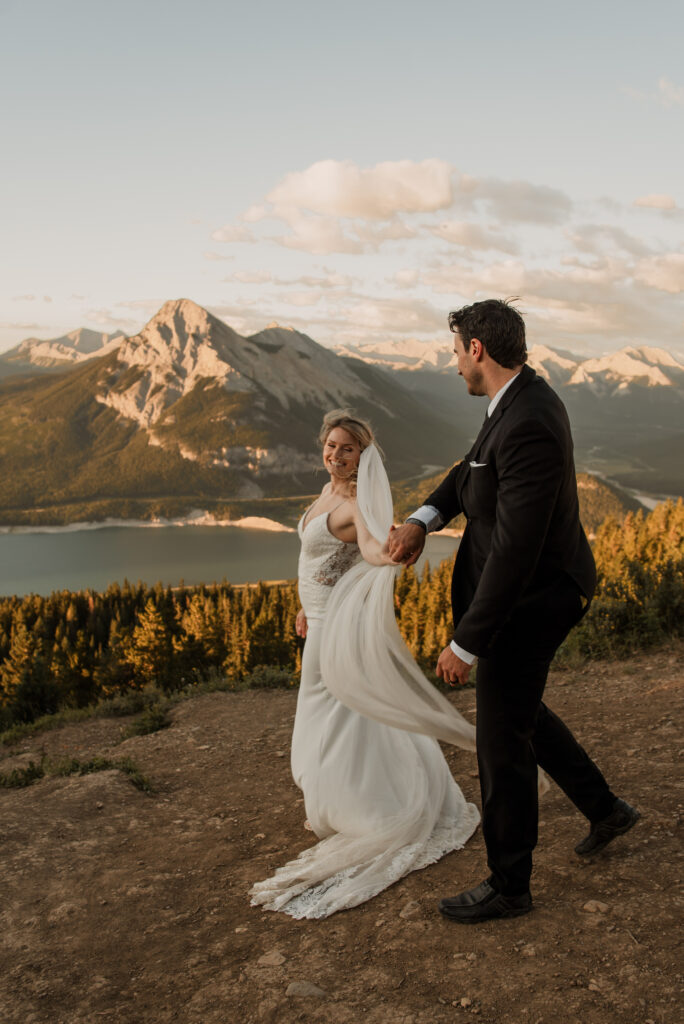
[{"xmin": 453, "ymin": 330, "xmax": 486, "ymax": 396}]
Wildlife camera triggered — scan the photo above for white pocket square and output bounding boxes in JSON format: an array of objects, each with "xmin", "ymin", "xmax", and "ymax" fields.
[{"xmin": 469, "ymin": 461, "xmax": 487, "ymax": 468}]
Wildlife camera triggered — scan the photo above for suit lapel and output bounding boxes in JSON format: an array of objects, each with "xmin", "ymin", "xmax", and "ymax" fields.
[{"xmin": 457, "ymin": 365, "xmax": 538, "ymax": 504}]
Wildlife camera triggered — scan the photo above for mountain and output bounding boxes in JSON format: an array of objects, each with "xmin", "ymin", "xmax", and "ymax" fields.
[
  {"xmin": 335, "ymin": 339, "xmax": 684, "ymax": 497},
  {"xmin": 1, "ymin": 328, "xmax": 124, "ymax": 375},
  {"xmin": 0, "ymin": 300, "xmax": 474, "ymax": 523}
]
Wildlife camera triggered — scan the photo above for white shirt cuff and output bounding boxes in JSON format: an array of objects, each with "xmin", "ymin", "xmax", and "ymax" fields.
[
  {"xmin": 407, "ymin": 505, "xmax": 444, "ymax": 533},
  {"xmin": 450, "ymin": 640, "xmax": 476, "ymax": 665}
]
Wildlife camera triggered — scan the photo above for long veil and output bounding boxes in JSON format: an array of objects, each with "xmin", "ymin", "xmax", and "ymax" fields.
[{"xmin": 320, "ymin": 443, "xmax": 477, "ymax": 751}]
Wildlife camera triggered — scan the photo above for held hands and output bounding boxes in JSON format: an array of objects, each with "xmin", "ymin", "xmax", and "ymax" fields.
[
  {"xmin": 295, "ymin": 608, "xmax": 308, "ymax": 639},
  {"xmin": 436, "ymin": 645, "xmax": 472, "ymax": 687},
  {"xmin": 387, "ymin": 523, "xmax": 426, "ymax": 566}
]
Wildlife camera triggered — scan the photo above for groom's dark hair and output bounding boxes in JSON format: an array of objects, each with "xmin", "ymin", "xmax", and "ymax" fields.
[{"xmin": 449, "ymin": 298, "xmax": 527, "ymax": 369}]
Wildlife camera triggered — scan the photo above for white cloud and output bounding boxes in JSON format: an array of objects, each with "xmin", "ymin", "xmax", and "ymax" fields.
[
  {"xmin": 345, "ymin": 296, "xmax": 445, "ymax": 335},
  {"xmin": 85, "ymin": 308, "xmax": 139, "ymax": 328},
  {"xmin": 210, "ymin": 223, "xmax": 256, "ymax": 243},
  {"xmin": 657, "ymin": 77, "xmax": 684, "ymax": 107},
  {"xmin": 475, "ymin": 178, "xmax": 573, "ymax": 224},
  {"xmin": 232, "ymin": 270, "xmax": 273, "ymax": 284},
  {"xmin": 270, "ymin": 214, "xmax": 366, "ymax": 255},
  {"xmin": 282, "ymin": 271, "xmax": 354, "ymax": 289},
  {"xmin": 567, "ymin": 224, "xmax": 652, "ymax": 257},
  {"xmin": 393, "ymin": 269, "xmax": 421, "ymax": 288},
  {"xmin": 634, "ymin": 253, "xmax": 684, "ymax": 293},
  {"xmin": 11, "ymin": 294, "xmax": 35, "ymax": 301},
  {"xmin": 633, "ymin": 193, "xmax": 677, "ymax": 210},
  {"xmin": 266, "ymin": 158, "xmax": 453, "ymax": 220},
  {"xmin": 204, "ymin": 251, "xmax": 235, "ymax": 261},
  {"xmin": 279, "ymin": 290, "xmax": 323, "ymax": 307},
  {"xmin": 429, "ymin": 220, "xmax": 518, "ymax": 253}
]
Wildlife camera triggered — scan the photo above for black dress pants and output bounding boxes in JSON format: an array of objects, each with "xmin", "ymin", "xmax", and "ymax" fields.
[{"xmin": 474, "ymin": 575, "xmax": 616, "ymax": 896}]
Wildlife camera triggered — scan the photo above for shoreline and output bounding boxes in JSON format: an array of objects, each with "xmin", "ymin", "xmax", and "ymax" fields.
[{"xmin": 0, "ymin": 512, "xmax": 296, "ymax": 536}]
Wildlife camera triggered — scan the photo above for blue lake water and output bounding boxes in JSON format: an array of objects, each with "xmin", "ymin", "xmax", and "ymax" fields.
[{"xmin": 0, "ymin": 526, "xmax": 460, "ymax": 597}]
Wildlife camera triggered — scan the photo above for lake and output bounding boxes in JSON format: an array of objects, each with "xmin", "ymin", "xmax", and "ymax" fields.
[{"xmin": 0, "ymin": 525, "xmax": 460, "ymax": 597}]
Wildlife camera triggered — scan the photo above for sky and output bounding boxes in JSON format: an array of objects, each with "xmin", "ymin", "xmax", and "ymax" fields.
[{"xmin": 1, "ymin": 0, "xmax": 683, "ymax": 357}]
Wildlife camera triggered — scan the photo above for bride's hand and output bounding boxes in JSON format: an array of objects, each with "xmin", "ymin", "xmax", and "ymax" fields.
[
  {"xmin": 296, "ymin": 608, "xmax": 308, "ymax": 638},
  {"xmin": 387, "ymin": 523, "xmax": 425, "ymax": 566}
]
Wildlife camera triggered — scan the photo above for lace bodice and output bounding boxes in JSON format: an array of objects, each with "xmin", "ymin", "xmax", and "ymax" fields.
[{"xmin": 297, "ymin": 510, "xmax": 362, "ymax": 621}]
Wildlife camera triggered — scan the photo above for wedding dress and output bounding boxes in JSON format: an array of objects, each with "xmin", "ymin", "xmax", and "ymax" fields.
[{"xmin": 249, "ymin": 445, "xmax": 480, "ymax": 919}]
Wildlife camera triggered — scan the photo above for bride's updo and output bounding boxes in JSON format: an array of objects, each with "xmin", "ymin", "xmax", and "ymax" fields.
[{"xmin": 318, "ymin": 409, "xmax": 375, "ymax": 452}]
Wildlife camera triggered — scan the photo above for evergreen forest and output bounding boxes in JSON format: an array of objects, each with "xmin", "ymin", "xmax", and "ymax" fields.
[{"xmin": 1, "ymin": 500, "xmax": 682, "ymax": 733}]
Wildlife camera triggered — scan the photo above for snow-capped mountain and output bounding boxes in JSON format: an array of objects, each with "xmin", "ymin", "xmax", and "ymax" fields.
[
  {"xmin": 336, "ymin": 337, "xmax": 458, "ymax": 372},
  {"xmin": 336, "ymin": 338, "xmax": 684, "ymax": 397},
  {"xmin": 95, "ymin": 299, "xmax": 375, "ymax": 433},
  {"xmin": 4, "ymin": 328, "xmax": 124, "ymax": 368}
]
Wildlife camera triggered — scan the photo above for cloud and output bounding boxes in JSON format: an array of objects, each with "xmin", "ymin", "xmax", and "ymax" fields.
[
  {"xmin": 633, "ymin": 253, "xmax": 684, "ymax": 293},
  {"xmin": 282, "ymin": 271, "xmax": 355, "ymax": 289},
  {"xmin": 266, "ymin": 158, "xmax": 453, "ymax": 220},
  {"xmin": 85, "ymin": 308, "xmax": 139, "ymax": 328},
  {"xmin": 344, "ymin": 296, "xmax": 446, "ymax": 335},
  {"xmin": 204, "ymin": 251, "xmax": 235, "ymax": 261},
  {"xmin": 0, "ymin": 321, "xmax": 41, "ymax": 330},
  {"xmin": 270, "ymin": 214, "xmax": 366, "ymax": 255},
  {"xmin": 429, "ymin": 220, "xmax": 518, "ymax": 253},
  {"xmin": 12, "ymin": 294, "xmax": 36, "ymax": 301},
  {"xmin": 43, "ymin": 295, "xmax": 53, "ymax": 303},
  {"xmin": 567, "ymin": 224, "xmax": 652, "ymax": 258},
  {"xmin": 392, "ymin": 269, "xmax": 421, "ymax": 288},
  {"xmin": 232, "ymin": 270, "xmax": 273, "ymax": 284},
  {"xmin": 210, "ymin": 223, "xmax": 256, "ymax": 243},
  {"xmin": 279, "ymin": 290, "xmax": 323, "ymax": 307},
  {"xmin": 633, "ymin": 193, "xmax": 677, "ymax": 210},
  {"xmin": 657, "ymin": 77, "xmax": 684, "ymax": 107},
  {"xmin": 474, "ymin": 178, "xmax": 573, "ymax": 224}
]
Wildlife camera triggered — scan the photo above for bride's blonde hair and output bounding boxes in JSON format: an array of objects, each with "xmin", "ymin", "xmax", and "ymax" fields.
[{"xmin": 318, "ymin": 409, "xmax": 376, "ymax": 452}]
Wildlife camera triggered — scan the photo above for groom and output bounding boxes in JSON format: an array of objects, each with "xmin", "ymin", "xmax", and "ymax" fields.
[{"xmin": 388, "ymin": 299, "xmax": 639, "ymax": 923}]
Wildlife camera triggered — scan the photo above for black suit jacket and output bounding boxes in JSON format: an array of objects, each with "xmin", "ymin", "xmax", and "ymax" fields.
[{"xmin": 424, "ymin": 365, "xmax": 596, "ymax": 658}]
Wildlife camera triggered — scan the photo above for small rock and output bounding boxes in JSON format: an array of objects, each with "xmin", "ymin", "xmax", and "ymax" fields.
[
  {"xmin": 522, "ymin": 946, "xmax": 536, "ymax": 957},
  {"xmin": 588, "ymin": 979, "xmax": 601, "ymax": 992},
  {"xmin": 286, "ymin": 981, "xmax": 326, "ymax": 999},
  {"xmin": 399, "ymin": 900, "xmax": 421, "ymax": 919},
  {"xmin": 257, "ymin": 951, "xmax": 286, "ymax": 967},
  {"xmin": 275, "ymin": 751, "xmax": 286, "ymax": 757},
  {"xmin": 254, "ymin": 833, "xmax": 266, "ymax": 840},
  {"xmin": 460, "ymin": 997, "xmax": 472, "ymax": 1008},
  {"xmin": 583, "ymin": 900, "xmax": 609, "ymax": 914},
  {"xmin": 466, "ymin": 952, "xmax": 477, "ymax": 961},
  {"xmin": 96, "ymin": 801, "xmax": 104, "ymax": 810},
  {"xmin": 235, "ymin": 926, "xmax": 248, "ymax": 933}
]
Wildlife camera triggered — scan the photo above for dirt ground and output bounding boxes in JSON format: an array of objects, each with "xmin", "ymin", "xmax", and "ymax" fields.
[{"xmin": 1, "ymin": 642, "xmax": 682, "ymax": 1024}]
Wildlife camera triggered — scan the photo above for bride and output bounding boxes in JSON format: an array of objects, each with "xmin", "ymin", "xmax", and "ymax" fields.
[{"xmin": 249, "ymin": 410, "xmax": 480, "ymax": 919}]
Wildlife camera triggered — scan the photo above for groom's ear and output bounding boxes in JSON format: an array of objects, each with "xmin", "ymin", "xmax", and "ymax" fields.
[{"xmin": 470, "ymin": 337, "xmax": 485, "ymax": 361}]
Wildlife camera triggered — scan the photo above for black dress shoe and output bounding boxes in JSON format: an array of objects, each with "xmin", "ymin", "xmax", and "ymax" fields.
[
  {"xmin": 438, "ymin": 881, "xmax": 532, "ymax": 923},
  {"xmin": 574, "ymin": 798, "xmax": 640, "ymax": 856}
]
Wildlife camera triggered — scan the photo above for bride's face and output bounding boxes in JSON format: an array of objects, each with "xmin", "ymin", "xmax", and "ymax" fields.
[{"xmin": 323, "ymin": 427, "xmax": 361, "ymax": 481}]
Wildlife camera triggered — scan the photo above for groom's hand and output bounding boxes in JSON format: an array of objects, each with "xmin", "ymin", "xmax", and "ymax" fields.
[
  {"xmin": 436, "ymin": 646, "xmax": 472, "ymax": 687},
  {"xmin": 387, "ymin": 523, "xmax": 425, "ymax": 566}
]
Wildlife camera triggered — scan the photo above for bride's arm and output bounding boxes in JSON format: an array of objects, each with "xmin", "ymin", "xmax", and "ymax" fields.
[{"xmin": 352, "ymin": 500, "xmax": 399, "ymax": 567}]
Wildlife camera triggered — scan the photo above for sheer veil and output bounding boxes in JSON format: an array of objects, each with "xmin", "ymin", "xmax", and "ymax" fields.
[{"xmin": 320, "ymin": 443, "xmax": 477, "ymax": 751}]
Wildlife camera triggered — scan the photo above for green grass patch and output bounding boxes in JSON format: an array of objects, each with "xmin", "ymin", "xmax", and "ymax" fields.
[{"xmin": 0, "ymin": 754, "xmax": 153, "ymax": 793}]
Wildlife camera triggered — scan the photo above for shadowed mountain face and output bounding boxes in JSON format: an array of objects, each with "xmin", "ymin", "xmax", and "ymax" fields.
[{"xmin": 0, "ymin": 300, "xmax": 473, "ymax": 517}]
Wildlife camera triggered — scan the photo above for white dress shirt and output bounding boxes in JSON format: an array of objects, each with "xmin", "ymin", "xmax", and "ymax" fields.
[{"xmin": 408, "ymin": 374, "xmax": 520, "ymax": 664}]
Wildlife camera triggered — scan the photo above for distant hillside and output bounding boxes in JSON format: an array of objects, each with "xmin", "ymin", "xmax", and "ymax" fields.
[{"xmin": 392, "ymin": 469, "xmax": 641, "ymax": 536}]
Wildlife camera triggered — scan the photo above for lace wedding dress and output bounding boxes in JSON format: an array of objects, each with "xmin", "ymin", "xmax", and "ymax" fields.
[{"xmin": 249, "ymin": 445, "xmax": 480, "ymax": 919}]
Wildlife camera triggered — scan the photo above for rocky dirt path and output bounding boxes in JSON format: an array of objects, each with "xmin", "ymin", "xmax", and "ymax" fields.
[{"xmin": 1, "ymin": 643, "xmax": 682, "ymax": 1024}]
